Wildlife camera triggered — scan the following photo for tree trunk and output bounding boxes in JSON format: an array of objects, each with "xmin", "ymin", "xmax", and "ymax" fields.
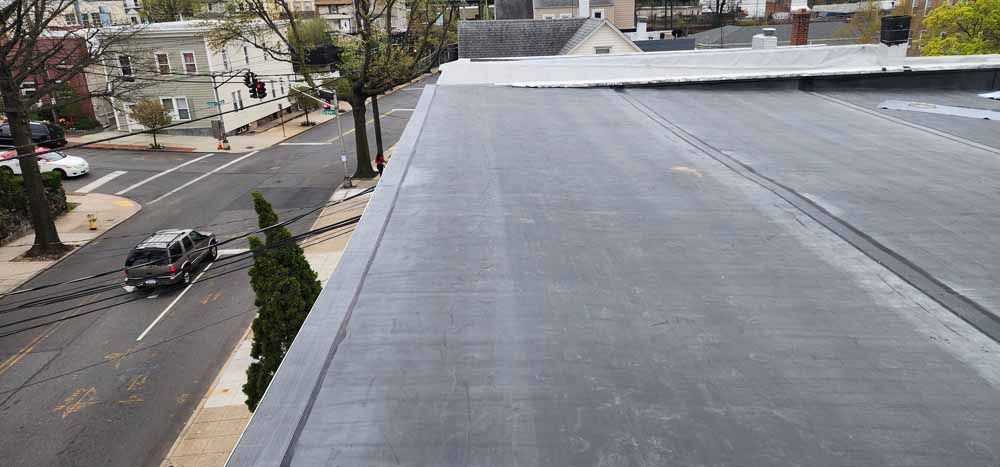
[
  {"xmin": 0, "ymin": 88, "xmax": 68, "ymax": 257},
  {"xmin": 350, "ymin": 92, "xmax": 377, "ymax": 179},
  {"xmin": 152, "ymin": 130, "xmax": 158, "ymax": 148},
  {"xmin": 371, "ymin": 94, "xmax": 384, "ymax": 162}
]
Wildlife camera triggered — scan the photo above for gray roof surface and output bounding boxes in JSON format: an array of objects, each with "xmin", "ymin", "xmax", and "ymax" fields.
[
  {"xmin": 635, "ymin": 37, "xmax": 696, "ymax": 51},
  {"xmin": 230, "ymin": 77, "xmax": 1000, "ymax": 466},
  {"xmin": 693, "ymin": 21, "xmax": 851, "ymax": 46},
  {"xmin": 459, "ymin": 18, "xmax": 596, "ymax": 58}
]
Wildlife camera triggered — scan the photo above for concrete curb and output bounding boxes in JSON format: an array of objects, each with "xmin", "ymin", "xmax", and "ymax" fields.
[
  {"xmin": 65, "ymin": 140, "xmax": 199, "ymax": 154},
  {"xmin": 2, "ymin": 194, "xmax": 142, "ymax": 294},
  {"xmin": 160, "ymin": 325, "xmax": 254, "ymax": 467}
]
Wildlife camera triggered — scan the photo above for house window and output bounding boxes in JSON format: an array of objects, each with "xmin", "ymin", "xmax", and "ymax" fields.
[
  {"xmin": 90, "ymin": 12, "xmax": 102, "ymax": 26},
  {"xmin": 270, "ymin": 80, "xmax": 275, "ymax": 98},
  {"xmin": 542, "ymin": 14, "xmax": 555, "ymax": 19},
  {"xmin": 237, "ymin": 90, "xmax": 244, "ymax": 109},
  {"xmin": 592, "ymin": 9, "xmax": 604, "ymax": 19},
  {"xmin": 181, "ymin": 52, "xmax": 197, "ymax": 73},
  {"xmin": 279, "ymin": 77, "xmax": 285, "ymax": 95},
  {"xmin": 118, "ymin": 55, "xmax": 134, "ymax": 80},
  {"xmin": 155, "ymin": 53, "xmax": 170, "ymax": 74},
  {"xmin": 222, "ymin": 49, "xmax": 230, "ymax": 70},
  {"xmin": 160, "ymin": 97, "xmax": 191, "ymax": 120},
  {"xmin": 594, "ymin": 46, "xmax": 612, "ymax": 54},
  {"xmin": 20, "ymin": 82, "xmax": 36, "ymax": 97},
  {"xmin": 64, "ymin": 14, "xmax": 77, "ymax": 25},
  {"xmin": 232, "ymin": 91, "xmax": 238, "ymax": 111},
  {"xmin": 130, "ymin": 16, "xmax": 140, "ymax": 24},
  {"xmin": 243, "ymin": 46, "xmax": 250, "ymax": 65}
]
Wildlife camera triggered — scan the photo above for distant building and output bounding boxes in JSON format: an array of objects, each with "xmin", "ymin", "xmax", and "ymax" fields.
[
  {"xmin": 51, "ymin": 0, "xmax": 143, "ymax": 27},
  {"xmin": 692, "ymin": 21, "xmax": 852, "ymax": 48},
  {"xmin": 533, "ymin": 0, "xmax": 636, "ymax": 30},
  {"xmin": 459, "ymin": 18, "xmax": 641, "ymax": 58},
  {"xmin": 100, "ymin": 21, "xmax": 297, "ymax": 137},
  {"xmin": 496, "ymin": 0, "xmax": 533, "ymax": 19}
]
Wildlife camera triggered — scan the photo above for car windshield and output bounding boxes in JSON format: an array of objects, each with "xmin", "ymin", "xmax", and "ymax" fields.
[
  {"xmin": 39, "ymin": 152, "xmax": 65, "ymax": 162},
  {"xmin": 125, "ymin": 249, "xmax": 168, "ymax": 266}
]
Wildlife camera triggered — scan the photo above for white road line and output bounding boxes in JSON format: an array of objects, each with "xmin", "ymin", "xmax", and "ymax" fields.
[
  {"xmin": 115, "ymin": 153, "xmax": 215, "ymax": 196},
  {"xmin": 148, "ymin": 151, "xmax": 259, "ymax": 205},
  {"xmin": 279, "ymin": 142, "xmax": 330, "ymax": 146},
  {"xmin": 217, "ymin": 248, "xmax": 250, "ymax": 257},
  {"xmin": 324, "ymin": 109, "xmax": 409, "ymax": 144},
  {"xmin": 136, "ymin": 262, "xmax": 213, "ymax": 342},
  {"xmin": 401, "ymin": 87, "xmax": 424, "ymax": 91},
  {"xmin": 74, "ymin": 170, "xmax": 127, "ymax": 194}
]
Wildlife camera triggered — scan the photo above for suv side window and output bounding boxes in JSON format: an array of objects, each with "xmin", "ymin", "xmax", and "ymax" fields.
[
  {"xmin": 182, "ymin": 235, "xmax": 194, "ymax": 252},
  {"xmin": 189, "ymin": 231, "xmax": 206, "ymax": 242},
  {"xmin": 169, "ymin": 242, "xmax": 183, "ymax": 262}
]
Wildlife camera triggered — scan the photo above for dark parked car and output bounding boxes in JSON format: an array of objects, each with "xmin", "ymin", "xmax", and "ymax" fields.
[
  {"xmin": 125, "ymin": 229, "xmax": 217, "ymax": 289},
  {"xmin": 0, "ymin": 122, "xmax": 67, "ymax": 149}
]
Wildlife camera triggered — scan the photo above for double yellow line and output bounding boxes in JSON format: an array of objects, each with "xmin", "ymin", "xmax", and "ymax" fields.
[{"xmin": 0, "ymin": 324, "xmax": 62, "ymax": 377}]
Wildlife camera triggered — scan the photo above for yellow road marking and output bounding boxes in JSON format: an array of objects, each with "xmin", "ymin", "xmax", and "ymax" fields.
[
  {"xmin": 127, "ymin": 374, "xmax": 146, "ymax": 392},
  {"xmin": 0, "ymin": 323, "xmax": 62, "ymax": 377},
  {"xmin": 54, "ymin": 387, "xmax": 98, "ymax": 418},
  {"xmin": 117, "ymin": 394, "xmax": 144, "ymax": 406}
]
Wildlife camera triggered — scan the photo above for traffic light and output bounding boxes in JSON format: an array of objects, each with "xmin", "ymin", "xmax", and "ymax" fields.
[
  {"xmin": 243, "ymin": 71, "xmax": 256, "ymax": 88},
  {"xmin": 251, "ymin": 81, "xmax": 267, "ymax": 99}
]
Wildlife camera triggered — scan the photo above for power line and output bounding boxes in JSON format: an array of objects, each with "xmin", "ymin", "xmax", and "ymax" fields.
[
  {"xmin": 0, "ymin": 185, "xmax": 373, "ymax": 298},
  {"xmin": 0, "ymin": 220, "xmax": 360, "ymax": 338}
]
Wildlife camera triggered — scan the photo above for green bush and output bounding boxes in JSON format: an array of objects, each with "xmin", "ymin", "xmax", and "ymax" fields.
[{"xmin": 0, "ymin": 169, "xmax": 68, "ymax": 216}]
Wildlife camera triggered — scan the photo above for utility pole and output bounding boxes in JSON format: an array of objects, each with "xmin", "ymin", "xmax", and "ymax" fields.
[{"xmin": 211, "ymin": 72, "xmax": 240, "ymax": 150}]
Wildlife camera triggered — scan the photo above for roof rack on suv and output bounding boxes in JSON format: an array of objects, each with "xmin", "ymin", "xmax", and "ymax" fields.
[{"xmin": 136, "ymin": 230, "xmax": 188, "ymax": 249}]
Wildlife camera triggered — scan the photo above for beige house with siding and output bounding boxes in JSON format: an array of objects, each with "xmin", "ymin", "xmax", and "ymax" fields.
[
  {"xmin": 101, "ymin": 21, "xmax": 296, "ymax": 137},
  {"xmin": 533, "ymin": 0, "xmax": 635, "ymax": 30}
]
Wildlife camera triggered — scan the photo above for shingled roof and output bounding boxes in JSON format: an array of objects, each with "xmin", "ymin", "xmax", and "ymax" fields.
[{"xmin": 459, "ymin": 18, "xmax": 607, "ymax": 59}]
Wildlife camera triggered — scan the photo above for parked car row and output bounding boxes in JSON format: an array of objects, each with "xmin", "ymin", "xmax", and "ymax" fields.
[{"xmin": 0, "ymin": 122, "xmax": 67, "ymax": 149}]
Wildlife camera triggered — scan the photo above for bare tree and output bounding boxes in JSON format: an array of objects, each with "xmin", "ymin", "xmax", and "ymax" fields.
[
  {"xmin": 329, "ymin": 0, "xmax": 458, "ymax": 178},
  {"xmin": 207, "ymin": 2, "xmax": 332, "ymax": 88},
  {"xmin": 0, "ymin": 1, "xmax": 142, "ymax": 256}
]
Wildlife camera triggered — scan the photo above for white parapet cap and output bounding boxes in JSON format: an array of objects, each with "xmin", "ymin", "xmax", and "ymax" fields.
[{"xmin": 438, "ymin": 44, "xmax": 1000, "ymax": 87}]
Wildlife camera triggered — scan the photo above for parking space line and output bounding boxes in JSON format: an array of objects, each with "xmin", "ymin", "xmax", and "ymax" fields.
[
  {"xmin": 136, "ymin": 262, "xmax": 214, "ymax": 342},
  {"xmin": 75, "ymin": 171, "xmax": 127, "ymax": 194},
  {"xmin": 115, "ymin": 153, "xmax": 215, "ymax": 196},
  {"xmin": 148, "ymin": 151, "xmax": 259, "ymax": 205},
  {"xmin": 279, "ymin": 142, "xmax": 329, "ymax": 146}
]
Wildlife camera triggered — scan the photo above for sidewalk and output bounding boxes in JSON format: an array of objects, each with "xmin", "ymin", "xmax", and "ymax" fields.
[
  {"xmin": 0, "ymin": 193, "xmax": 142, "ymax": 294},
  {"xmin": 160, "ymin": 178, "xmax": 379, "ymax": 467},
  {"xmin": 67, "ymin": 107, "xmax": 342, "ymax": 153}
]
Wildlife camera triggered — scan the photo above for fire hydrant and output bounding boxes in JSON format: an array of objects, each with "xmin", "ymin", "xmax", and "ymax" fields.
[{"xmin": 87, "ymin": 214, "xmax": 98, "ymax": 231}]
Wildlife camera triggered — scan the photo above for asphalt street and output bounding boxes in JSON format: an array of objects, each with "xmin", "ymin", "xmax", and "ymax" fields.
[{"xmin": 0, "ymin": 75, "xmax": 433, "ymax": 467}]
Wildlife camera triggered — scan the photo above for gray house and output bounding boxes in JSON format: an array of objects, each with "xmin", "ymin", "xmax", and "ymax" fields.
[{"xmin": 458, "ymin": 18, "xmax": 640, "ymax": 59}]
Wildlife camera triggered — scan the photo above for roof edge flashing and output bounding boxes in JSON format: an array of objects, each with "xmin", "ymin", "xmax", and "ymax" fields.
[{"xmin": 225, "ymin": 85, "xmax": 439, "ymax": 467}]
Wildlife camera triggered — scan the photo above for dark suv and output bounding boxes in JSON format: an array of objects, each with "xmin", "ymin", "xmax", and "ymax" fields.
[
  {"xmin": 125, "ymin": 229, "xmax": 217, "ymax": 289},
  {"xmin": 0, "ymin": 122, "xmax": 67, "ymax": 149}
]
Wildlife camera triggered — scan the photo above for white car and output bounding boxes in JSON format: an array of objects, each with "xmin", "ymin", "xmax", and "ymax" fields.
[{"xmin": 0, "ymin": 147, "xmax": 89, "ymax": 178}]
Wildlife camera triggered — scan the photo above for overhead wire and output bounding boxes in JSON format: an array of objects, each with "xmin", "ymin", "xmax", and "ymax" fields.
[
  {"xmin": 0, "ymin": 218, "xmax": 361, "ymax": 338},
  {"xmin": 0, "ymin": 185, "xmax": 373, "ymax": 298}
]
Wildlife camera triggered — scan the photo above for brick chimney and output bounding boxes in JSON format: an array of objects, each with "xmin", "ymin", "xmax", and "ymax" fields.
[{"xmin": 790, "ymin": 8, "xmax": 810, "ymax": 46}]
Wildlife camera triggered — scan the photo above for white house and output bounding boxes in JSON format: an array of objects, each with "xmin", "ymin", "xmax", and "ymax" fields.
[{"xmin": 102, "ymin": 21, "xmax": 298, "ymax": 137}]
